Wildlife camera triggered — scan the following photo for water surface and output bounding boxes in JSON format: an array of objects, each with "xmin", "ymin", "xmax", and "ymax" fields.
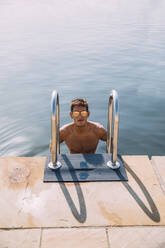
[{"xmin": 0, "ymin": 0, "xmax": 165, "ymax": 157}]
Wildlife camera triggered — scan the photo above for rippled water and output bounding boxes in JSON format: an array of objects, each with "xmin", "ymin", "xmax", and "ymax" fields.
[{"xmin": 0, "ymin": 0, "xmax": 165, "ymax": 157}]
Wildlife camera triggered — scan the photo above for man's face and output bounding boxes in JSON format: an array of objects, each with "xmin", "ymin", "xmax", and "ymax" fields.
[{"xmin": 70, "ymin": 106, "xmax": 90, "ymax": 127}]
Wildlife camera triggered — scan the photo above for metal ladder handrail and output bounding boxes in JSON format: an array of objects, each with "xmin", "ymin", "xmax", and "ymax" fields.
[
  {"xmin": 48, "ymin": 89, "xmax": 120, "ymax": 170},
  {"xmin": 107, "ymin": 90, "xmax": 120, "ymax": 169},
  {"xmin": 48, "ymin": 90, "xmax": 61, "ymax": 170}
]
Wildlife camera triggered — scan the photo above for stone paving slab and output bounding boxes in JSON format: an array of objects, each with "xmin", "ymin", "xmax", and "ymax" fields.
[
  {"xmin": 0, "ymin": 229, "xmax": 41, "ymax": 248},
  {"xmin": 0, "ymin": 156, "xmax": 165, "ymax": 228},
  {"xmin": 108, "ymin": 227, "xmax": 165, "ymax": 248},
  {"xmin": 0, "ymin": 157, "xmax": 44, "ymax": 228},
  {"xmin": 151, "ymin": 156, "xmax": 165, "ymax": 195},
  {"xmin": 41, "ymin": 228, "xmax": 108, "ymax": 248},
  {"xmin": 1, "ymin": 227, "xmax": 164, "ymax": 248}
]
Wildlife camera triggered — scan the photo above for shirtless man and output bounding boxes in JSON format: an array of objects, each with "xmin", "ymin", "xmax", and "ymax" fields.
[{"xmin": 51, "ymin": 98, "xmax": 107, "ymax": 154}]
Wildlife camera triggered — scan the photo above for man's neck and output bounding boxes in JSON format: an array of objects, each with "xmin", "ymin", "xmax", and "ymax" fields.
[{"xmin": 74, "ymin": 122, "xmax": 88, "ymax": 133}]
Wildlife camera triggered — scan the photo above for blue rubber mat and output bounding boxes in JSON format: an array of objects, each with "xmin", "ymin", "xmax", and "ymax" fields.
[{"xmin": 43, "ymin": 154, "xmax": 128, "ymax": 182}]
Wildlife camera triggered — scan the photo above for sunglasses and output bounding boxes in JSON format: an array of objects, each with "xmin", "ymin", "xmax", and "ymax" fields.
[{"xmin": 72, "ymin": 111, "xmax": 88, "ymax": 117}]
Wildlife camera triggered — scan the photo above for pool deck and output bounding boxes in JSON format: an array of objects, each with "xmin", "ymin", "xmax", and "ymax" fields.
[{"xmin": 0, "ymin": 155, "xmax": 165, "ymax": 247}]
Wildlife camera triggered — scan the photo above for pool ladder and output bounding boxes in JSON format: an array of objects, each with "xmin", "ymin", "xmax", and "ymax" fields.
[
  {"xmin": 48, "ymin": 91, "xmax": 61, "ymax": 170},
  {"xmin": 48, "ymin": 90, "xmax": 120, "ymax": 170}
]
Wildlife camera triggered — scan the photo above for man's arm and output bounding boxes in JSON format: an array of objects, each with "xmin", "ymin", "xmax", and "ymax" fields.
[
  {"xmin": 97, "ymin": 124, "xmax": 114, "ymax": 152},
  {"xmin": 95, "ymin": 123, "xmax": 107, "ymax": 141},
  {"xmin": 99, "ymin": 127, "xmax": 107, "ymax": 141},
  {"xmin": 59, "ymin": 126, "xmax": 66, "ymax": 143},
  {"xmin": 98, "ymin": 125, "xmax": 114, "ymax": 153},
  {"xmin": 50, "ymin": 125, "xmax": 66, "ymax": 152}
]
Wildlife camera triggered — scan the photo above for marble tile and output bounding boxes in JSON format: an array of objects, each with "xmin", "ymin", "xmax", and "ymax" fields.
[
  {"xmin": 151, "ymin": 156, "xmax": 165, "ymax": 195},
  {"xmin": 108, "ymin": 227, "xmax": 165, "ymax": 248},
  {"xmin": 41, "ymin": 228, "xmax": 108, "ymax": 248},
  {"xmin": 0, "ymin": 229, "xmax": 41, "ymax": 248}
]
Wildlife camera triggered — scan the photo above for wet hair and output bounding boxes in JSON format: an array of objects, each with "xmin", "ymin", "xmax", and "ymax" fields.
[{"xmin": 70, "ymin": 98, "xmax": 89, "ymax": 112}]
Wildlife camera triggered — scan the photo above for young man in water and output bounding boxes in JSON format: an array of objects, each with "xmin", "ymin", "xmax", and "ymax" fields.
[{"xmin": 53, "ymin": 98, "xmax": 107, "ymax": 154}]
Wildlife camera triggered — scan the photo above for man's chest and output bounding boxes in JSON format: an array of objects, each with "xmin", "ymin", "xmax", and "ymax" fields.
[{"xmin": 65, "ymin": 133, "xmax": 99, "ymax": 153}]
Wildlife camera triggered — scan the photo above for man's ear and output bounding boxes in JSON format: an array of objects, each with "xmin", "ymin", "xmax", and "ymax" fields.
[
  {"xmin": 70, "ymin": 112, "xmax": 73, "ymax": 119},
  {"xmin": 87, "ymin": 111, "xmax": 90, "ymax": 118}
]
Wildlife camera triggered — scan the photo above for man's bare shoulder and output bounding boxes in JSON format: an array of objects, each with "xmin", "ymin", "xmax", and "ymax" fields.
[
  {"xmin": 88, "ymin": 121, "xmax": 105, "ymax": 130},
  {"xmin": 88, "ymin": 121, "xmax": 107, "ymax": 141},
  {"xmin": 60, "ymin": 122, "xmax": 74, "ymax": 132},
  {"xmin": 60, "ymin": 123, "xmax": 74, "ymax": 143},
  {"xmin": 60, "ymin": 123, "xmax": 72, "ymax": 130}
]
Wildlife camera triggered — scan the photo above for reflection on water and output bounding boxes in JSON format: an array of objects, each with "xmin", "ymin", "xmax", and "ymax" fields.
[{"xmin": 0, "ymin": 0, "xmax": 165, "ymax": 157}]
